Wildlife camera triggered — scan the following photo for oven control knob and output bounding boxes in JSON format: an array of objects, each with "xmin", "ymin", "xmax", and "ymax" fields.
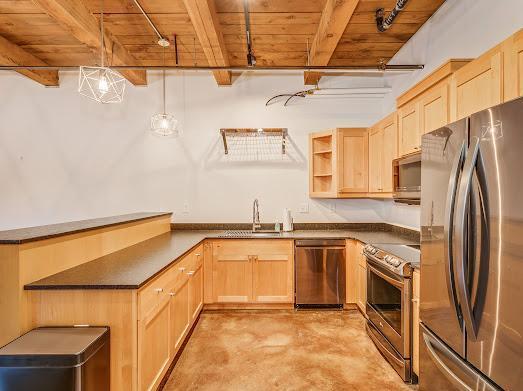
[
  {"xmin": 384, "ymin": 255, "xmax": 391, "ymax": 263},
  {"xmin": 390, "ymin": 258, "xmax": 401, "ymax": 267}
]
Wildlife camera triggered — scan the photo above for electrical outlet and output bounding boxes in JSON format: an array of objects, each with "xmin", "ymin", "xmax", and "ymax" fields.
[
  {"xmin": 183, "ymin": 203, "xmax": 189, "ymax": 214},
  {"xmin": 299, "ymin": 203, "xmax": 309, "ymax": 213}
]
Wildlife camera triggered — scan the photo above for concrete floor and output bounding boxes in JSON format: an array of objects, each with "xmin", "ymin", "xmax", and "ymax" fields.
[{"xmin": 164, "ymin": 310, "xmax": 414, "ymax": 391}]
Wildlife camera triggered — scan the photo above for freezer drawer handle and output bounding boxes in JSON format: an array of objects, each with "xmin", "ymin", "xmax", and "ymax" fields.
[{"xmin": 422, "ymin": 326, "xmax": 499, "ymax": 391}]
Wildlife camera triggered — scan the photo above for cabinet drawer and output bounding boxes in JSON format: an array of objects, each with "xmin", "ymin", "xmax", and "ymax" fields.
[{"xmin": 138, "ymin": 269, "xmax": 174, "ymax": 319}]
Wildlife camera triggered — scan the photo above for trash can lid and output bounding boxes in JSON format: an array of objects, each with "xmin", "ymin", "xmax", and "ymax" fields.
[{"xmin": 0, "ymin": 326, "xmax": 109, "ymax": 368}]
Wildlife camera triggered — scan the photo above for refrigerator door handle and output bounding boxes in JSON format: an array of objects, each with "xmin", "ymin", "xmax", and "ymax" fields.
[
  {"xmin": 454, "ymin": 136, "xmax": 481, "ymax": 340},
  {"xmin": 444, "ymin": 140, "xmax": 466, "ymax": 325},
  {"xmin": 421, "ymin": 324, "xmax": 500, "ymax": 391}
]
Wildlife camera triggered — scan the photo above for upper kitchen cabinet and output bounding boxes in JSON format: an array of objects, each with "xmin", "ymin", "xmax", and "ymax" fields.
[
  {"xmin": 309, "ymin": 128, "xmax": 368, "ymax": 198},
  {"xmin": 503, "ymin": 29, "xmax": 523, "ymax": 101},
  {"xmin": 450, "ymin": 45, "xmax": 503, "ymax": 121},
  {"xmin": 337, "ymin": 128, "xmax": 369, "ymax": 196},
  {"xmin": 309, "ymin": 131, "xmax": 337, "ymax": 197},
  {"xmin": 368, "ymin": 113, "xmax": 397, "ymax": 196},
  {"xmin": 397, "ymin": 60, "xmax": 470, "ymax": 156}
]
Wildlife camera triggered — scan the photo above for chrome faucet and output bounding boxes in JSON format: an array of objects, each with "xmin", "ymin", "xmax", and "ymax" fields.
[{"xmin": 252, "ymin": 199, "xmax": 261, "ymax": 232}]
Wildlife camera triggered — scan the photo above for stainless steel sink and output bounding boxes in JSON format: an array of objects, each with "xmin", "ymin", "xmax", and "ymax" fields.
[{"xmin": 220, "ymin": 230, "xmax": 282, "ymax": 238}]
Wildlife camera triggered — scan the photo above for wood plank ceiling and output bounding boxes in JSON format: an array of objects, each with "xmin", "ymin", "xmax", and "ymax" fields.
[{"xmin": 0, "ymin": 0, "xmax": 445, "ymax": 86}]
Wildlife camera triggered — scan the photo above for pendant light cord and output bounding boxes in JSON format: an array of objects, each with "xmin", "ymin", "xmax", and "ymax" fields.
[
  {"xmin": 162, "ymin": 46, "xmax": 166, "ymax": 114},
  {"xmin": 100, "ymin": 0, "xmax": 104, "ymax": 67}
]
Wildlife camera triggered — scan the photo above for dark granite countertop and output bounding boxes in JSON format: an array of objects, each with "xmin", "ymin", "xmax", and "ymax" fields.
[
  {"xmin": 0, "ymin": 212, "xmax": 172, "ymax": 244},
  {"xmin": 25, "ymin": 225, "xmax": 419, "ymax": 291}
]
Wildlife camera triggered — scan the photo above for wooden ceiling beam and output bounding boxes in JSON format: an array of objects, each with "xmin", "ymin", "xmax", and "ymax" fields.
[
  {"xmin": 183, "ymin": 0, "xmax": 232, "ymax": 86},
  {"xmin": 0, "ymin": 34, "xmax": 59, "ymax": 86},
  {"xmin": 304, "ymin": 0, "xmax": 360, "ymax": 85},
  {"xmin": 31, "ymin": 0, "xmax": 147, "ymax": 85}
]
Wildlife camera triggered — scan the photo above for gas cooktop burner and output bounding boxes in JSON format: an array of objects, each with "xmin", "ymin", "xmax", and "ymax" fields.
[{"xmin": 363, "ymin": 243, "xmax": 420, "ymax": 277}]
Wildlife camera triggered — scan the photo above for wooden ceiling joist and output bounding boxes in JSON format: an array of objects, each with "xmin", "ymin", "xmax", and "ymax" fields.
[
  {"xmin": 183, "ymin": 0, "xmax": 232, "ymax": 85},
  {"xmin": 304, "ymin": 0, "xmax": 360, "ymax": 85},
  {"xmin": 31, "ymin": 0, "xmax": 147, "ymax": 85},
  {"xmin": 0, "ymin": 34, "xmax": 58, "ymax": 86}
]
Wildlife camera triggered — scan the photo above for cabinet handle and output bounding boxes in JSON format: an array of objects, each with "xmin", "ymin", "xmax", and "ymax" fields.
[
  {"xmin": 154, "ymin": 288, "xmax": 163, "ymax": 293},
  {"xmin": 169, "ymin": 292, "xmax": 176, "ymax": 297},
  {"xmin": 179, "ymin": 267, "xmax": 186, "ymax": 272},
  {"xmin": 187, "ymin": 271, "xmax": 195, "ymax": 276},
  {"xmin": 412, "ymin": 298, "xmax": 419, "ymax": 303},
  {"xmin": 195, "ymin": 253, "xmax": 201, "ymax": 257}
]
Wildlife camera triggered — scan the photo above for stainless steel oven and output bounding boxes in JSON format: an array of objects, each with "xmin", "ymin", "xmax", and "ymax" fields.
[
  {"xmin": 363, "ymin": 244, "xmax": 418, "ymax": 383},
  {"xmin": 393, "ymin": 152, "xmax": 421, "ymax": 204}
]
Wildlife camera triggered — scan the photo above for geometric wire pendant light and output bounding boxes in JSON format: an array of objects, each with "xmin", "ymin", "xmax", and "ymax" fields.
[
  {"xmin": 78, "ymin": 0, "xmax": 126, "ymax": 103},
  {"xmin": 150, "ymin": 38, "xmax": 179, "ymax": 137}
]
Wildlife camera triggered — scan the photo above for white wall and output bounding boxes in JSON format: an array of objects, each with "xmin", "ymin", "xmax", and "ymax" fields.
[
  {"xmin": 1, "ymin": 71, "xmax": 406, "ymax": 230},
  {"xmin": 380, "ymin": 0, "xmax": 523, "ymax": 229},
  {"xmin": 3, "ymin": 0, "xmax": 518, "ymax": 231},
  {"xmin": 385, "ymin": 0, "xmax": 523, "ymax": 111}
]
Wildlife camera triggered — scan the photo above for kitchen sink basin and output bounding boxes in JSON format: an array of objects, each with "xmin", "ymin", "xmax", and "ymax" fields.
[{"xmin": 220, "ymin": 230, "xmax": 282, "ymax": 238}]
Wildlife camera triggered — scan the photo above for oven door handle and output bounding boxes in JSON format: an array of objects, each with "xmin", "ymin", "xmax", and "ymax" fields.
[{"xmin": 367, "ymin": 262, "xmax": 404, "ymax": 289}]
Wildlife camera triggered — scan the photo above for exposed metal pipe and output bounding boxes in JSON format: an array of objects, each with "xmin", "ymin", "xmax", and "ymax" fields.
[
  {"xmin": 376, "ymin": 0, "xmax": 409, "ymax": 32},
  {"xmin": 0, "ymin": 65, "xmax": 424, "ymax": 71},
  {"xmin": 132, "ymin": 0, "xmax": 165, "ymax": 41},
  {"xmin": 243, "ymin": 0, "xmax": 256, "ymax": 66}
]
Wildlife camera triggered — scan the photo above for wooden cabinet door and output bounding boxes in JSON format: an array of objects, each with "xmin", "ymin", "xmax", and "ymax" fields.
[
  {"xmin": 169, "ymin": 278, "xmax": 189, "ymax": 353},
  {"xmin": 252, "ymin": 243, "xmax": 293, "ymax": 303},
  {"xmin": 398, "ymin": 101, "xmax": 420, "ymax": 156},
  {"xmin": 419, "ymin": 83, "xmax": 449, "ymax": 135},
  {"xmin": 355, "ymin": 242, "xmax": 367, "ymax": 315},
  {"xmin": 451, "ymin": 48, "xmax": 503, "ymax": 121},
  {"xmin": 357, "ymin": 263, "xmax": 367, "ymax": 315},
  {"xmin": 138, "ymin": 294, "xmax": 171, "ymax": 391},
  {"xmin": 188, "ymin": 263, "xmax": 203, "ymax": 320},
  {"xmin": 368, "ymin": 127, "xmax": 382, "ymax": 192},
  {"xmin": 412, "ymin": 269, "xmax": 421, "ymax": 376},
  {"xmin": 381, "ymin": 117, "xmax": 397, "ymax": 193},
  {"xmin": 337, "ymin": 128, "xmax": 368, "ymax": 193},
  {"xmin": 504, "ymin": 29, "xmax": 523, "ymax": 101},
  {"xmin": 212, "ymin": 241, "xmax": 253, "ymax": 303},
  {"xmin": 345, "ymin": 240, "xmax": 358, "ymax": 304}
]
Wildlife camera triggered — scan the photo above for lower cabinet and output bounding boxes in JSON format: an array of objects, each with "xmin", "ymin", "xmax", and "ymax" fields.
[
  {"xmin": 412, "ymin": 268, "xmax": 420, "ymax": 377},
  {"xmin": 138, "ymin": 295, "xmax": 171, "ymax": 391},
  {"xmin": 189, "ymin": 262, "xmax": 204, "ymax": 320},
  {"xmin": 170, "ymin": 278, "xmax": 189, "ymax": 352},
  {"xmin": 345, "ymin": 239, "xmax": 367, "ymax": 315},
  {"xmin": 211, "ymin": 240, "xmax": 294, "ymax": 304},
  {"xmin": 356, "ymin": 259, "xmax": 367, "ymax": 315},
  {"xmin": 137, "ymin": 244, "xmax": 204, "ymax": 391}
]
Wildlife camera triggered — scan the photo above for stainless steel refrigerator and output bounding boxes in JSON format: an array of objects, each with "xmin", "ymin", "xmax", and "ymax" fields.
[{"xmin": 420, "ymin": 97, "xmax": 523, "ymax": 390}]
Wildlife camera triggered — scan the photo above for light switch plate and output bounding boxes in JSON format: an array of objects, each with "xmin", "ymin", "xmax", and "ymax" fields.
[
  {"xmin": 299, "ymin": 203, "xmax": 309, "ymax": 213},
  {"xmin": 183, "ymin": 203, "xmax": 189, "ymax": 214}
]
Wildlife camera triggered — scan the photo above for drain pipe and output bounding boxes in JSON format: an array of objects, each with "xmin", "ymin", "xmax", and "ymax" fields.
[
  {"xmin": 243, "ymin": 0, "xmax": 256, "ymax": 66},
  {"xmin": 375, "ymin": 0, "xmax": 409, "ymax": 32}
]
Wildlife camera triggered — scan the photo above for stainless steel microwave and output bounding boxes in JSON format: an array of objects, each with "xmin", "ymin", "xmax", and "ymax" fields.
[{"xmin": 392, "ymin": 152, "xmax": 421, "ymax": 205}]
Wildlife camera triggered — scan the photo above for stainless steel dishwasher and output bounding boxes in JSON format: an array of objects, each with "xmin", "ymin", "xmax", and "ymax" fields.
[{"xmin": 295, "ymin": 239, "xmax": 345, "ymax": 308}]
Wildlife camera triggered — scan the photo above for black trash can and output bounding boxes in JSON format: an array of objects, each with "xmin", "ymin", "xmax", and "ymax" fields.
[{"xmin": 0, "ymin": 326, "xmax": 110, "ymax": 391}]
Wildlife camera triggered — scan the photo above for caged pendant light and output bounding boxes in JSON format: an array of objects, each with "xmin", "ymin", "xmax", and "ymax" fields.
[
  {"xmin": 78, "ymin": 0, "xmax": 126, "ymax": 103},
  {"xmin": 150, "ymin": 39, "xmax": 179, "ymax": 137}
]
